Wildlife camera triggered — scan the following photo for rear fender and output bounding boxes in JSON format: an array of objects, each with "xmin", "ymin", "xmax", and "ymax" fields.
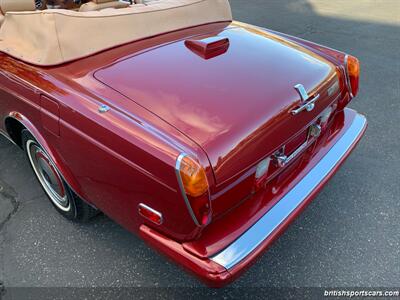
[{"xmin": 6, "ymin": 111, "xmax": 90, "ymax": 205}]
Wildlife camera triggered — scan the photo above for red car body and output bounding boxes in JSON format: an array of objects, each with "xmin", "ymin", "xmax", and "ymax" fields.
[{"xmin": 0, "ymin": 20, "xmax": 366, "ymax": 286}]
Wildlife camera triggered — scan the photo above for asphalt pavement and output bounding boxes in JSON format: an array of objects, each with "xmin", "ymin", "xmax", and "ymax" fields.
[{"xmin": 0, "ymin": 0, "xmax": 399, "ymax": 297}]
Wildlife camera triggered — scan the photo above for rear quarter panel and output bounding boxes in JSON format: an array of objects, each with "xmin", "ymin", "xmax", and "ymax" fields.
[{"xmin": 0, "ymin": 54, "xmax": 200, "ymax": 241}]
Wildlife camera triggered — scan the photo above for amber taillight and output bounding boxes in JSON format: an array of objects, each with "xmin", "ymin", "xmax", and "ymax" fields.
[
  {"xmin": 176, "ymin": 154, "xmax": 211, "ymax": 226},
  {"xmin": 345, "ymin": 55, "xmax": 360, "ymax": 97}
]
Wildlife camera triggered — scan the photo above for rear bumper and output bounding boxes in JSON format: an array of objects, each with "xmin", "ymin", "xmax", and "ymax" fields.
[{"xmin": 140, "ymin": 109, "xmax": 367, "ymax": 287}]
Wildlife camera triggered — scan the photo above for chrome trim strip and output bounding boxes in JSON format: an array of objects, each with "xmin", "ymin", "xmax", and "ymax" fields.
[
  {"xmin": 344, "ymin": 55, "xmax": 354, "ymax": 98},
  {"xmin": 211, "ymin": 114, "xmax": 367, "ymax": 270},
  {"xmin": 175, "ymin": 153, "xmax": 201, "ymax": 227}
]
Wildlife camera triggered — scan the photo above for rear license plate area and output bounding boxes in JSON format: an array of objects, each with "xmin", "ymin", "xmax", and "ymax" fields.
[{"xmin": 254, "ymin": 126, "xmax": 311, "ymax": 190}]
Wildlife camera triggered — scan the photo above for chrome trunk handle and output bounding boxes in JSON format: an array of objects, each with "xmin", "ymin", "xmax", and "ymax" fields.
[{"xmin": 291, "ymin": 94, "xmax": 320, "ymax": 115}]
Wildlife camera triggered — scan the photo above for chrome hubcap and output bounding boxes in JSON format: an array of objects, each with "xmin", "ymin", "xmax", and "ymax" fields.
[{"xmin": 27, "ymin": 140, "xmax": 70, "ymax": 211}]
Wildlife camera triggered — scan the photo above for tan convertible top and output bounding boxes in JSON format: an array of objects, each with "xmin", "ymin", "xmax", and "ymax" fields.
[{"xmin": 0, "ymin": 0, "xmax": 232, "ymax": 66}]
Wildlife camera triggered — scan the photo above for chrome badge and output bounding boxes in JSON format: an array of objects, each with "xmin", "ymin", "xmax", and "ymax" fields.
[{"xmin": 292, "ymin": 84, "xmax": 320, "ymax": 115}]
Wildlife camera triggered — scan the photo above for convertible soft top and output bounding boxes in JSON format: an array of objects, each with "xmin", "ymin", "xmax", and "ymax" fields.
[{"xmin": 0, "ymin": 0, "xmax": 232, "ymax": 66}]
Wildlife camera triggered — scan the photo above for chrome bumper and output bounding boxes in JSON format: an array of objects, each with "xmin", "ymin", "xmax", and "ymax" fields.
[{"xmin": 210, "ymin": 113, "xmax": 367, "ymax": 270}]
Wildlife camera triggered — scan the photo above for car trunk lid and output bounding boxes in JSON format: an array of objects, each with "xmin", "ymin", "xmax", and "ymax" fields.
[{"xmin": 95, "ymin": 25, "xmax": 339, "ymax": 187}]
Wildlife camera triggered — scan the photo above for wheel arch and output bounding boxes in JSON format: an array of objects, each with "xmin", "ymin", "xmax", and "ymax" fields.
[{"xmin": 4, "ymin": 112, "xmax": 89, "ymax": 204}]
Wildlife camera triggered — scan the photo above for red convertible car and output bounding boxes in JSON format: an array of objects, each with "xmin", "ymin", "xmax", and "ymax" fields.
[{"xmin": 0, "ymin": 0, "xmax": 366, "ymax": 287}]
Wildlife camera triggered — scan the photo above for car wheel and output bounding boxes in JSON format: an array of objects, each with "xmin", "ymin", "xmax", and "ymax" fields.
[{"xmin": 22, "ymin": 130, "xmax": 98, "ymax": 221}]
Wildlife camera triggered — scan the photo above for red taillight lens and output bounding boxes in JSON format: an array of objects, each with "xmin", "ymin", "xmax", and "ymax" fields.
[
  {"xmin": 187, "ymin": 193, "xmax": 211, "ymax": 226},
  {"xmin": 176, "ymin": 154, "xmax": 211, "ymax": 226},
  {"xmin": 138, "ymin": 204, "xmax": 163, "ymax": 225},
  {"xmin": 345, "ymin": 55, "xmax": 360, "ymax": 97}
]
